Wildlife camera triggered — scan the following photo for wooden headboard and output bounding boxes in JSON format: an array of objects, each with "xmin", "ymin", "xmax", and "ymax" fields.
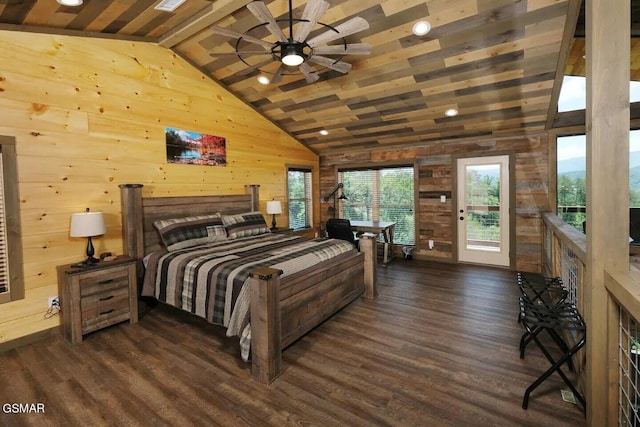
[{"xmin": 119, "ymin": 184, "xmax": 260, "ymax": 259}]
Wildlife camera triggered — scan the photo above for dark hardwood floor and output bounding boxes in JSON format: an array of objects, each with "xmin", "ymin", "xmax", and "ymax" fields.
[{"xmin": 0, "ymin": 261, "xmax": 586, "ymax": 426}]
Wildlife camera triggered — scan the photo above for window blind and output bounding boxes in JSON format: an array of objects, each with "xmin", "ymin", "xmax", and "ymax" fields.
[
  {"xmin": 339, "ymin": 166, "xmax": 415, "ymax": 245},
  {"xmin": 0, "ymin": 150, "xmax": 8, "ymax": 295},
  {"xmin": 288, "ymin": 168, "xmax": 313, "ymax": 229}
]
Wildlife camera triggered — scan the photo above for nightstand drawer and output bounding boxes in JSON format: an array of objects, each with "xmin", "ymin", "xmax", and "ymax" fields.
[
  {"xmin": 79, "ymin": 267, "xmax": 130, "ymax": 296},
  {"xmin": 81, "ymin": 287, "xmax": 130, "ymax": 333},
  {"xmin": 57, "ymin": 256, "xmax": 138, "ymax": 344}
]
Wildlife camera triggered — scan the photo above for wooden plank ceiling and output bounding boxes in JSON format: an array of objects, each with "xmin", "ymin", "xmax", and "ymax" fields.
[{"xmin": 0, "ymin": 0, "xmax": 578, "ymax": 155}]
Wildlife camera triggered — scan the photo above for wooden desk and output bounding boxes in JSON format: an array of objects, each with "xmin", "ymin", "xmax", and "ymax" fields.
[{"xmin": 350, "ymin": 221, "xmax": 396, "ymax": 265}]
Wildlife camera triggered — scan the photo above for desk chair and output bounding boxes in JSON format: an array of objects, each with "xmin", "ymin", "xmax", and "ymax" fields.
[{"xmin": 326, "ymin": 218, "xmax": 359, "ymax": 250}]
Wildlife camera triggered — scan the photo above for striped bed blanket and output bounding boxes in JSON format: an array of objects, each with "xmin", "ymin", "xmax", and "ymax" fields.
[{"xmin": 142, "ymin": 233, "xmax": 358, "ymax": 361}]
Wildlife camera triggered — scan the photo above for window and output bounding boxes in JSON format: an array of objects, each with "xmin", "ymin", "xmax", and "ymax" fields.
[
  {"xmin": 0, "ymin": 137, "xmax": 24, "ymax": 304},
  {"xmin": 556, "ymin": 73, "xmax": 640, "ymax": 231},
  {"xmin": 556, "ymin": 130, "xmax": 640, "ymax": 231},
  {"xmin": 556, "ymin": 134, "xmax": 587, "ymax": 229},
  {"xmin": 557, "ymin": 75, "xmax": 640, "ymax": 112},
  {"xmin": 338, "ymin": 166, "xmax": 415, "ymax": 245},
  {"xmin": 287, "ymin": 166, "xmax": 313, "ymax": 229}
]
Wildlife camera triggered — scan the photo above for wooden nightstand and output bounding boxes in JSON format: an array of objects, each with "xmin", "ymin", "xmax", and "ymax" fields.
[{"xmin": 57, "ymin": 256, "xmax": 138, "ymax": 344}]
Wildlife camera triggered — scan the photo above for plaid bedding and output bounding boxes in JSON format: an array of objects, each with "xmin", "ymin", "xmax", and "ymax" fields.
[{"xmin": 142, "ymin": 233, "xmax": 358, "ymax": 361}]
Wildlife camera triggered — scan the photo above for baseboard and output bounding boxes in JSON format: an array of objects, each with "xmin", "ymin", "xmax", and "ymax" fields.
[
  {"xmin": 0, "ymin": 326, "xmax": 61, "ymax": 353},
  {"xmin": 412, "ymin": 252, "xmax": 455, "ymax": 263}
]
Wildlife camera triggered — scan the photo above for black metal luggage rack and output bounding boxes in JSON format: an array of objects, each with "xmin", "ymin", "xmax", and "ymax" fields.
[
  {"xmin": 517, "ymin": 272, "xmax": 567, "ymax": 316},
  {"xmin": 517, "ymin": 273, "xmax": 572, "ymax": 366},
  {"xmin": 517, "ymin": 273, "xmax": 586, "ymax": 414}
]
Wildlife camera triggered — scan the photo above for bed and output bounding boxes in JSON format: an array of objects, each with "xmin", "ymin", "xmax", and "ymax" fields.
[{"xmin": 119, "ymin": 184, "xmax": 377, "ymax": 383}]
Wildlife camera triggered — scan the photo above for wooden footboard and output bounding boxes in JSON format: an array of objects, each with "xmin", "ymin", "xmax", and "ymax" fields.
[
  {"xmin": 119, "ymin": 184, "xmax": 376, "ymax": 384},
  {"xmin": 249, "ymin": 235, "xmax": 376, "ymax": 383}
]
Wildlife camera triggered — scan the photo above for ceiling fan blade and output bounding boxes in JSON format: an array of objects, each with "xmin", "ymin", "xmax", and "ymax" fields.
[
  {"xmin": 312, "ymin": 43, "xmax": 372, "ymax": 55},
  {"xmin": 307, "ymin": 16, "xmax": 369, "ymax": 47},
  {"xmin": 247, "ymin": 1, "xmax": 288, "ymax": 43},
  {"xmin": 209, "ymin": 51, "xmax": 272, "ymax": 57},
  {"xmin": 236, "ymin": 58, "xmax": 274, "ymax": 76},
  {"xmin": 307, "ymin": 55, "xmax": 352, "ymax": 73},
  {"xmin": 299, "ymin": 63, "xmax": 320, "ymax": 83},
  {"xmin": 271, "ymin": 64, "xmax": 284, "ymax": 83},
  {"xmin": 294, "ymin": 0, "xmax": 329, "ymax": 43},
  {"xmin": 211, "ymin": 26, "xmax": 273, "ymax": 49}
]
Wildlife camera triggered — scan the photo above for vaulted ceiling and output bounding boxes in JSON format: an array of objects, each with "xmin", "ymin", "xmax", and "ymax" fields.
[{"xmin": 0, "ymin": 0, "xmax": 585, "ymax": 155}]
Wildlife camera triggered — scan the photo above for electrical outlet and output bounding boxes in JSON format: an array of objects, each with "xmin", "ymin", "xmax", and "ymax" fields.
[{"xmin": 48, "ymin": 296, "xmax": 60, "ymax": 309}]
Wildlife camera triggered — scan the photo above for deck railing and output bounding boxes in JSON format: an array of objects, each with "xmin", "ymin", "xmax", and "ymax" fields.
[
  {"xmin": 542, "ymin": 212, "xmax": 586, "ymax": 312},
  {"xmin": 543, "ymin": 212, "xmax": 640, "ymax": 424}
]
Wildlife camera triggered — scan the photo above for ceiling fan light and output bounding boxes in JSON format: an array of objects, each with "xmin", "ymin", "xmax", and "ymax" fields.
[
  {"xmin": 56, "ymin": 0, "xmax": 83, "ymax": 5},
  {"xmin": 282, "ymin": 53, "xmax": 304, "ymax": 66},
  {"xmin": 281, "ymin": 44, "xmax": 305, "ymax": 66},
  {"xmin": 412, "ymin": 20, "xmax": 431, "ymax": 36}
]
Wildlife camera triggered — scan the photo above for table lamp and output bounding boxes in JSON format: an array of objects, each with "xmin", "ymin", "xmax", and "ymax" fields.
[
  {"xmin": 266, "ymin": 200, "xmax": 282, "ymax": 231},
  {"xmin": 70, "ymin": 208, "xmax": 106, "ymax": 265}
]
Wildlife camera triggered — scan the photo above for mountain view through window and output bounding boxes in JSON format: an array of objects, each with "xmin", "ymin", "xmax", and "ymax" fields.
[
  {"xmin": 557, "ymin": 131, "xmax": 640, "ymax": 230},
  {"xmin": 556, "ymin": 76, "xmax": 640, "ymax": 231}
]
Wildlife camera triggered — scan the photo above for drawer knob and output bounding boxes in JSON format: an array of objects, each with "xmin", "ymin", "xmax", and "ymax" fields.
[
  {"xmin": 99, "ymin": 295, "xmax": 114, "ymax": 301},
  {"xmin": 99, "ymin": 309, "xmax": 115, "ymax": 315}
]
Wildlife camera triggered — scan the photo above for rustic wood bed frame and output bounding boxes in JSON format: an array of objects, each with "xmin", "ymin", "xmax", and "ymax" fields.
[{"xmin": 119, "ymin": 184, "xmax": 377, "ymax": 383}]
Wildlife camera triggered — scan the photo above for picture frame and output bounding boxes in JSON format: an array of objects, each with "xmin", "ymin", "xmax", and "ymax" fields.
[{"xmin": 165, "ymin": 127, "xmax": 227, "ymax": 166}]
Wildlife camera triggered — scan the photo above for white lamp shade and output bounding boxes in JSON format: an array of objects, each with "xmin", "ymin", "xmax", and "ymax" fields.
[
  {"xmin": 266, "ymin": 201, "xmax": 283, "ymax": 215},
  {"xmin": 70, "ymin": 211, "xmax": 106, "ymax": 237}
]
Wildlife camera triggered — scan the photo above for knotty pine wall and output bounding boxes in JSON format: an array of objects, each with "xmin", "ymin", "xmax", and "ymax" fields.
[
  {"xmin": 0, "ymin": 30, "xmax": 317, "ymax": 344},
  {"xmin": 320, "ymin": 135, "xmax": 550, "ymax": 272}
]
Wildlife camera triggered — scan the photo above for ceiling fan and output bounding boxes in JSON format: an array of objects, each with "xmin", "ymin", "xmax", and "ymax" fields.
[{"xmin": 210, "ymin": 0, "xmax": 372, "ymax": 84}]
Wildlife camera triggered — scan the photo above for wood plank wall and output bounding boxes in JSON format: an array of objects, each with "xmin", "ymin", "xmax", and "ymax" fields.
[
  {"xmin": 0, "ymin": 30, "xmax": 318, "ymax": 344},
  {"xmin": 320, "ymin": 135, "xmax": 549, "ymax": 272}
]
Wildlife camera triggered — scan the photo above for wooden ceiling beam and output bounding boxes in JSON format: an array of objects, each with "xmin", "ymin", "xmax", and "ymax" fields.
[
  {"xmin": 545, "ymin": 0, "xmax": 581, "ymax": 131},
  {"xmin": 0, "ymin": 23, "xmax": 154, "ymax": 42},
  {"xmin": 552, "ymin": 101, "xmax": 640, "ymax": 129},
  {"xmin": 158, "ymin": 0, "xmax": 252, "ymax": 48}
]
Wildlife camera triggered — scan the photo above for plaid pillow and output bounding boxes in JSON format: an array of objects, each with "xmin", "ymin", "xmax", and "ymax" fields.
[
  {"xmin": 221, "ymin": 211, "xmax": 270, "ymax": 239},
  {"xmin": 154, "ymin": 214, "xmax": 227, "ymax": 251}
]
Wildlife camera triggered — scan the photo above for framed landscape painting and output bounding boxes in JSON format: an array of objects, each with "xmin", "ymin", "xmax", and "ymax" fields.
[{"xmin": 165, "ymin": 127, "xmax": 227, "ymax": 166}]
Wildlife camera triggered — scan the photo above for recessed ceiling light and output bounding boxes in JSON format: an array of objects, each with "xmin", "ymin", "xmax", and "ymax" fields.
[
  {"xmin": 56, "ymin": 0, "xmax": 83, "ymax": 5},
  {"xmin": 445, "ymin": 108, "xmax": 458, "ymax": 117},
  {"xmin": 319, "ymin": 130, "xmax": 329, "ymax": 136},
  {"xmin": 257, "ymin": 75, "xmax": 270, "ymax": 85},
  {"xmin": 412, "ymin": 21, "xmax": 431, "ymax": 36}
]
